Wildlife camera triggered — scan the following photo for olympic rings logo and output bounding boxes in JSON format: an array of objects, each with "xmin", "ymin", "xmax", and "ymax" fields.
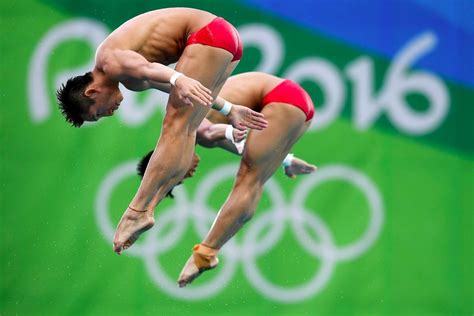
[{"xmin": 95, "ymin": 162, "xmax": 384, "ymax": 302}]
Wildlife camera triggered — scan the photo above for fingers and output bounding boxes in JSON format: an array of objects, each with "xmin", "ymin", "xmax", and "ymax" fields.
[
  {"xmin": 182, "ymin": 97, "xmax": 194, "ymax": 107},
  {"xmin": 197, "ymin": 84, "xmax": 213, "ymax": 104},
  {"xmin": 191, "ymin": 86, "xmax": 213, "ymax": 106},
  {"xmin": 305, "ymin": 165, "xmax": 317, "ymax": 173},
  {"xmin": 243, "ymin": 109, "xmax": 268, "ymax": 130},
  {"xmin": 197, "ymin": 82, "xmax": 212, "ymax": 96},
  {"xmin": 233, "ymin": 129, "xmax": 248, "ymax": 142},
  {"xmin": 250, "ymin": 111, "xmax": 268, "ymax": 129},
  {"xmin": 236, "ymin": 118, "xmax": 264, "ymax": 130},
  {"xmin": 234, "ymin": 123, "xmax": 246, "ymax": 131},
  {"xmin": 284, "ymin": 167, "xmax": 296, "ymax": 179},
  {"xmin": 185, "ymin": 91, "xmax": 207, "ymax": 106},
  {"xmin": 178, "ymin": 79, "xmax": 213, "ymax": 106},
  {"xmin": 188, "ymin": 79, "xmax": 212, "ymax": 106},
  {"xmin": 242, "ymin": 118, "xmax": 267, "ymax": 130},
  {"xmin": 250, "ymin": 111, "xmax": 265, "ymax": 118}
]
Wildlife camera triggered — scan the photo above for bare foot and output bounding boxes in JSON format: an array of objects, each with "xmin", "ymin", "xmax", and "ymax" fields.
[
  {"xmin": 113, "ymin": 207, "xmax": 155, "ymax": 255},
  {"xmin": 284, "ymin": 157, "xmax": 317, "ymax": 178},
  {"xmin": 177, "ymin": 245, "xmax": 219, "ymax": 287}
]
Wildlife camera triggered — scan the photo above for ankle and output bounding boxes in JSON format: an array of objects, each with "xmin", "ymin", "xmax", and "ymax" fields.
[{"xmin": 193, "ymin": 243, "xmax": 219, "ymax": 257}]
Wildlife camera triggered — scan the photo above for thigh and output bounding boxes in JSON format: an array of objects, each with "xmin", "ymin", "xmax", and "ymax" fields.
[
  {"xmin": 176, "ymin": 44, "xmax": 234, "ymax": 94},
  {"xmin": 168, "ymin": 44, "xmax": 235, "ymax": 130},
  {"xmin": 240, "ymin": 103, "xmax": 310, "ymax": 182},
  {"xmin": 213, "ymin": 60, "xmax": 239, "ymax": 97}
]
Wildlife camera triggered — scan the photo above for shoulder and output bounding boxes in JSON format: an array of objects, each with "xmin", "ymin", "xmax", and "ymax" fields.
[{"xmin": 96, "ymin": 49, "xmax": 123, "ymax": 78}]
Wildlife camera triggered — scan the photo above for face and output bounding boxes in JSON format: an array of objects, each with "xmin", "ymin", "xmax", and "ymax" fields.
[{"xmin": 84, "ymin": 85, "xmax": 123, "ymax": 122}]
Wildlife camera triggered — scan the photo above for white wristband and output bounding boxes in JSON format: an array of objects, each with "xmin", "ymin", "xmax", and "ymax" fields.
[
  {"xmin": 170, "ymin": 72, "xmax": 183, "ymax": 86},
  {"xmin": 225, "ymin": 125, "xmax": 246, "ymax": 154},
  {"xmin": 219, "ymin": 100, "xmax": 233, "ymax": 116},
  {"xmin": 235, "ymin": 139, "xmax": 246, "ymax": 155},
  {"xmin": 224, "ymin": 125, "xmax": 235, "ymax": 142},
  {"xmin": 282, "ymin": 153, "xmax": 294, "ymax": 168}
]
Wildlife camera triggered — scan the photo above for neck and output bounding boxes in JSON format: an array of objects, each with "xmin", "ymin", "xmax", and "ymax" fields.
[{"xmin": 91, "ymin": 68, "xmax": 118, "ymax": 88}]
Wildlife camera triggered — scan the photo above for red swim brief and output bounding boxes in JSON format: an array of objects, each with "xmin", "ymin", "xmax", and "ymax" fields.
[
  {"xmin": 186, "ymin": 17, "xmax": 243, "ymax": 62},
  {"xmin": 261, "ymin": 80, "xmax": 315, "ymax": 121}
]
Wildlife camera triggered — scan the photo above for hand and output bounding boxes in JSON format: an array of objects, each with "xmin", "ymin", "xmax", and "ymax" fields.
[
  {"xmin": 175, "ymin": 75, "xmax": 213, "ymax": 107},
  {"xmin": 284, "ymin": 157, "xmax": 317, "ymax": 178},
  {"xmin": 228, "ymin": 104, "xmax": 268, "ymax": 130},
  {"xmin": 233, "ymin": 128, "xmax": 248, "ymax": 142}
]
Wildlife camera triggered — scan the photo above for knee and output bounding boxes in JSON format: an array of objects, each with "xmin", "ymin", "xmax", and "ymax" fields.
[
  {"xmin": 236, "ymin": 162, "xmax": 266, "ymax": 189},
  {"xmin": 161, "ymin": 114, "xmax": 188, "ymax": 136}
]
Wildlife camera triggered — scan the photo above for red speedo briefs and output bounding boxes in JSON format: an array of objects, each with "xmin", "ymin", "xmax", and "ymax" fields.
[
  {"xmin": 186, "ymin": 17, "xmax": 243, "ymax": 62},
  {"xmin": 261, "ymin": 80, "xmax": 315, "ymax": 121}
]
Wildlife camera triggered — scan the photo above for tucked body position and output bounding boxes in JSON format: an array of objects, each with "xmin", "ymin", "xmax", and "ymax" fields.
[
  {"xmin": 137, "ymin": 72, "xmax": 316, "ymax": 286},
  {"xmin": 56, "ymin": 8, "xmax": 268, "ymax": 254}
]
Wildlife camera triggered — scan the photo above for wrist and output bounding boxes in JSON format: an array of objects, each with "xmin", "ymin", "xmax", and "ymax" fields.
[
  {"xmin": 219, "ymin": 100, "xmax": 233, "ymax": 116},
  {"xmin": 282, "ymin": 153, "xmax": 294, "ymax": 168},
  {"xmin": 170, "ymin": 71, "xmax": 183, "ymax": 86},
  {"xmin": 224, "ymin": 125, "xmax": 235, "ymax": 142}
]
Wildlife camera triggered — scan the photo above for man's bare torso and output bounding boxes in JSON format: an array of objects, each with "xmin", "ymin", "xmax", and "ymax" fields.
[{"xmin": 96, "ymin": 8, "xmax": 216, "ymax": 66}]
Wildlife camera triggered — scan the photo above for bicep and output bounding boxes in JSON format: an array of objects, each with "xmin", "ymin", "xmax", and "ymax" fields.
[
  {"xmin": 112, "ymin": 51, "xmax": 173, "ymax": 83},
  {"xmin": 105, "ymin": 50, "xmax": 173, "ymax": 90},
  {"xmin": 104, "ymin": 50, "xmax": 151, "ymax": 80}
]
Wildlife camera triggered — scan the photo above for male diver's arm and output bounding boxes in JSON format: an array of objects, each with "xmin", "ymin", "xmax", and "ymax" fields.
[
  {"xmin": 121, "ymin": 80, "xmax": 171, "ymax": 93},
  {"xmin": 212, "ymin": 96, "xmax": 268, "ymax": 130},
  {"xmin": 196, "ymin": 118, "xmax": 246, "ymax": 153},
  {"xmin": 149, "ymin": 81, "xmax": 172, "ymax": 93},
  {"xmin": 103, "ymin": 49, "xmax": 213, "ymax": 106},
  {"xmin": 128, "ymin": 81, "xmax": 171, "ymax": 94}
]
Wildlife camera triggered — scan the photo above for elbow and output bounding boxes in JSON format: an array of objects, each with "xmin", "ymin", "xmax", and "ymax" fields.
[
  {"xmin": 197, "ymin": 129, "xmax": 217, "ymax": 148},
  {"xmin": 197, "ymin": 135, "xmax": 217, "ymax": 148}
]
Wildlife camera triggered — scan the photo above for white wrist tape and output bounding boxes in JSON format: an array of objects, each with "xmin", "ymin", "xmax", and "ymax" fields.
[
  {"xmin": 225, "ymin": 125, "xmax": 246, "ymax": 154},
  {"xmin": 170, "ymin": 72, "xmax": 183, "ymax": 86},
  {"xmin": 224, "ymin": 125, "xmax": 235, "ymax": 142},
  {"xmin": 219, "ymin": 100, "xmax": 233, "ymax": 116},
  {"xmin": 235, "ymin": 139, "xmax": 246, "ymax": 155},
  {"xmin": 282, "ymin": 153, "xmax": 294, "ymax": 168}
]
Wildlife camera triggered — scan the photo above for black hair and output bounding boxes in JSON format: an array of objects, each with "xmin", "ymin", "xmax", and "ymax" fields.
[
  {"xmin": 56, "ymin": 72, "xmax": 94, "ymax": 127},
  {"xmin": 137, "ymin": 150, "xmax": 178, "ymax": 199}
]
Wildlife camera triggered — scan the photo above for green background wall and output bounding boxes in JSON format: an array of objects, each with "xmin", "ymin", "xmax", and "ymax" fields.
[{"xmin": 1, "ymin": 0, "xmax": 472, "ymax": 315}]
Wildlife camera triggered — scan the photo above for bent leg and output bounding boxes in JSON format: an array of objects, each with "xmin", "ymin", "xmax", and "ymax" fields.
[
  {"xmin": 178, "ymin": 103, "xmax": 311, "ymax": 285},
  {"xmin": 113, "ymin": 45, "xmax": 237, "ymax": 254}
]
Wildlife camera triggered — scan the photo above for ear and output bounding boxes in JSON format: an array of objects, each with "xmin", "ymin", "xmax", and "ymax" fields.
[{"xmin": 84, "ymin": 86, "xmax": 99, "ymax": 97}]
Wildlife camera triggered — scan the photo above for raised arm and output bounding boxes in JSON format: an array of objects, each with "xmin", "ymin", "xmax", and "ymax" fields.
[{"xmin": 102, "ymin": 49, "xmax": 213, "ymax": 106}]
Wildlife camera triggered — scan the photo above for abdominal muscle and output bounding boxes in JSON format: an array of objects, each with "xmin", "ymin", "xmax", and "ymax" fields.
[{"xmin": 98, "ymin": 8, "xmax": 217, "ymax": 65}]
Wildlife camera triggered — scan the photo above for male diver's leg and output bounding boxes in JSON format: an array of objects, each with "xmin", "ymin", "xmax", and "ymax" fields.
[
  {"xmin": 179, "ymin": 60, "xmax": 240, "ymax": 182},
  {"xmin": 113, "ymin": 45, "xmax": 235, "ymax": 254},
  {"xmin": 178, "ymin": 102, "xmax": 311, "ymax": 286}
]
